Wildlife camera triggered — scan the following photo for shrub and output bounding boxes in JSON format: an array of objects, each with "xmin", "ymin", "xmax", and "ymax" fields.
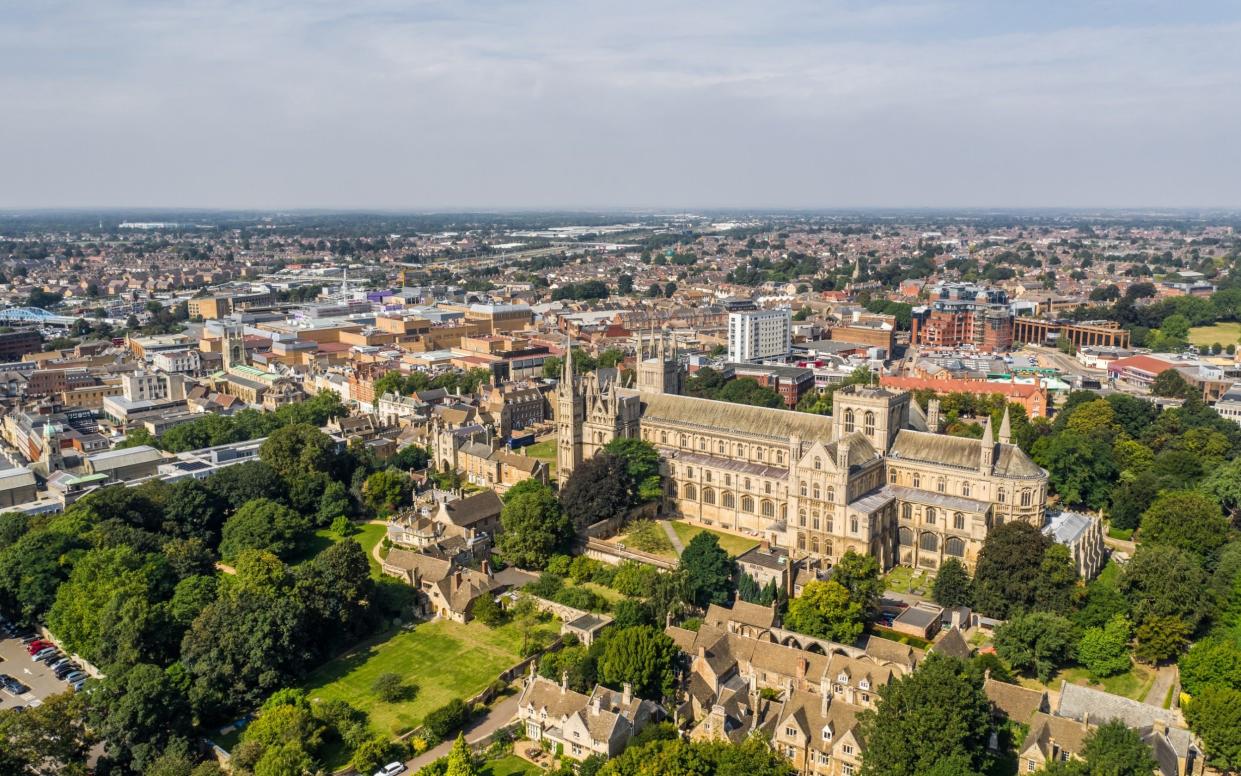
[
  {"xmin": 372, "ymin": 672, "xmax": 412, "ymax": 703},
  {"xmin": 624, "ymin": 520, "xmax": 672, "ymax": 554},
  {"xmin": 331, "ymin": 515, "xmax": 358, "ymax": 537},
  {"xmin": 423, "ymin": 698, "xmax": 471, "ymax": 741}
]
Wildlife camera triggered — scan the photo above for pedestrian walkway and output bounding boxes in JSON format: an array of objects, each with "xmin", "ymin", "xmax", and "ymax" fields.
[{"xmin": 661, "ymin": 520, "xmax": 685, "ymax": 555}]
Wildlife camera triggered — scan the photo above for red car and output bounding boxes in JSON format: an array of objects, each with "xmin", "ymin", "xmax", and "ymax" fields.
[{"xmin": 25, "ymin": 640, "xmax": 51, "ymax": 655}]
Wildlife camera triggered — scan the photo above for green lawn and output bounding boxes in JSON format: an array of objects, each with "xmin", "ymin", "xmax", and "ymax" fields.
[
  {"xmin": 481, "ymin": 755, "xmax": 541, "ymax": 776},
  {"xmin": 572, "ymin": 580, "xmax": 627, "ymax": 604},
  {"xmin": 525, "ymin": 440, "xmax": 557, "ymax": 479},
  {"xmin": 1025, "ymin": 663, "xmax": 1156, "ymax": 701},
  {"xmin": 355, "ymin": 522, "xmax": 388, "ymax": 579},
  {"xmin": 883, "ymin": 567, "xmax": 932, "ymax": 595},
  {"xmin": 302, "ymin": 619, "xmax": 538, "ymax": 737},
  {"xmin": 1189, "ymin": 321, "xmax": 1241, "ymax": 347},
  {"xmin": 669, "ymin": 521, "xmax": 760, "ymax": 558}
]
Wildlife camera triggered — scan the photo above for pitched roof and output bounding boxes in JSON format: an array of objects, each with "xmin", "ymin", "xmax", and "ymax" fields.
[
  {"xmin": 628, "ymin": 389, "xmax": 835, "ymax": 442},
  {"xmin": 441, "ymin": 490, "xmax": 504, "ymax": 527},
  {"xmin": 984, "ymin": 678, "xmax": 1046, "ymax": 723},
  {"xmin": 888, "ymin": 429, "xmax": 1045, "ymax": 478},
  {"xmin": 930, "ymin": 628, "xmax": 972, "ymax": 660}
]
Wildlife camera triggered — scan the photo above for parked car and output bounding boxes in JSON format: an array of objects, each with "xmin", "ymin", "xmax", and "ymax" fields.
[
  {"xmin": 54, "ymin": 663, "xmax": 80, "ymax": 680},
  {"xmin": 37, "ymin": 650, "xmax": 62, "ymax": 664},
  {"xmin": 26, "ymin": 640, "xmax": 51, "ymax": 654},
  {"xmin": 373, "ymin": 763, "xmax": 407, "ymax": 776},
  {"xmin": 31, "ymin": 647, "xmax": 56, "ymax": 661},
  {"xmin": 63, "ymin": 671, "xmax": 87, "ymax": 684},
  {"xmin": 70, "ymin": 680, "xmax": 86, "ymax": 692},
  {"xmin": 19, "ymin": 634, "xmax": 39, "ymax": 645}
]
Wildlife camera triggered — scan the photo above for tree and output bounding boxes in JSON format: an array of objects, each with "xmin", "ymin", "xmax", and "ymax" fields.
[
  {"xmin": 1133, "ymin": 614, "xmax": 1191, "ymax": 664},
  {"xmin": 86, "ymin": 663, "xmax": 194, "ymax": 772},
  {"xmin": 716, "ymin": 378, "xmax": 784, "ymax": 408},
  {"xmin": 498, "ymin": 481, "xmax": 571, "ymax": 569},
  {"xmin": 0, "ymin": 692, "xmax": 96, "ymax": 776},
  {"xmin": 783, "ymin": 580, "xmax": 865, "ymax": 644},
  {"xmin": 1076, "ymin": 614, "xmax": 1132, "ymax": 680},
  {"xmin": 1065, "ymin": 399, "xmax": 1119, "ymax": 438},
  {"xmin": 372, "ymin": 672, "xmax": 410, "ymax": 703},
  {"xmin": 423, "ymin": 698, "xmax": 471, "ymax": 741},
  {"xmin": 1179, "ymin": 637, "xmax": 1241, "ymax": 696},
  {"xmin": 856, "ymin": 653, "xmax": 992, "ymax": 776},
  {"xmin": 259, "ymin": 423, "xmax": 335, "ymax": 479},
  {"xmin": 1139, "ymin": 490, "xmax": 1229, "ymax": 563},
  {"xmin": 1031, "ymin": 430, "xmax": 1117, "ymax": 509},
  {"xmin": 932, "ymin": 558, "xmax": 972, "ymax": 608},
  {"xmin": 1035, "ymin": 544, "xmax": 1080, "ymax": 615},
  {"xmin": 1108, "ymin": 474, "xmax": 1158, "ymax": 532},
  {"xmin": 204, "ymin": 461, "xmax": 287, "ymax": 510},
  {"xmin": 603, "ymin": 437, "xmax": 663, "ymax": 503},
  {"xmin": 362, "ymin": 469, "xmax": 411, "ymax": 516},
  {"xmin": 599, "ymin": 734, "xmax": 794, "ymax": 776},
  {"xmin": 559, "ymin": 452, "xmax": 633, "ymax": 531},
  {"xmin": 598, "ymin": 625, "xmax": 680, "ymax": 700},
  {"xmin": 831, "ymin": 550, "xmax": 884, "ymax": 618},
  {"xmin": 1185, "ymin": 686, "xmax": 1241, "ymax": 772},
  {"xmin": 353, "ymin": 736, "xmax": 408, "ymax": 775},
  {"xmin": 445, "ymin": 733, "xmax": 477, "ymax": 776},
  {"xmin": 1119, "ymin": 545, "xmax": 1210, "ymax": 633},
  {"xmin": 993, "ymin": 612, "xmax": 1077, "ymax": 682},
  {"xmin": 1150, "ymin": 368, "xmax": 1195, "ymax": 399},
  {"xmin": 971, "ymin": 522, "xmax": 1053, "ymax": 618},
  {"xmin": 317, "ymin": 480, "xmax": 353, "ymax": 526},
  {"xmin": 679, "ymin": 532, "xmax": 733, "ymax": 608},
  {"xmin": 163, "ymin": 479, "xmax": 227, "ymax": 544},
  {"xmin": 1079, "ymin": 720, "xmax": 1157, "ymax": 776},
  {"xmin": 218, "ymin": 498, "xmax": 305, "ymax": 561}
]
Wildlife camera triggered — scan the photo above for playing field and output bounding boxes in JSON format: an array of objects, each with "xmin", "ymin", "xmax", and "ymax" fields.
[
  {"xmin": 302, "ymin": 619, "xmax": 532, "ymax": 736},
  {"xmin": 1188, "ymin": 321, "xmax": 1241, "ymax": 347}
]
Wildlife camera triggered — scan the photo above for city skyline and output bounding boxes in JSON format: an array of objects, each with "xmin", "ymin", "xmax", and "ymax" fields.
[{"xmin": 3, "ymin": 1, "xmax": 1240, "ymax": 210}]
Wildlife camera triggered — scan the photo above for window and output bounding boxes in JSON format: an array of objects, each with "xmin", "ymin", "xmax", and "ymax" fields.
[
  {"xmin": 811, "ymin": 535, "xmax": 819, "ymax": 553},
  {"xmin": 961, "ymin": 482, "xmax": 971, "ymax": 498},
  {"xmin": 844, "ymin": 409, "xmax": 854, "ymax": 432},
  {"xmin": 722, "ymin": 492, "xmax": 735, "ymax": 508},
  {"xmin": 946, "ymin": 537, "xmax": 966, "ymax": 557},
  {"xmin": 824, "ymin": 539, "xmax": 833, "ymax": 556},
  {"xmin": 812, "ymin": 512, "xmax": 820, "ymax": 530},
  {"xmin": 684, "ymin": 483, "xmax": 697, "ymax": 501},
  {"xmin": 686, "ymin": 467, "xmax": 694, "ymax": 478},
  {"xmin": 813, "ymin": 484, "xmax": 821, "ymax": 500},
  {"xmin": 925, "ymin": 507, "xmax": 936, "ymax": 525},
  {"xmin": 798, "ymin": 533, "xmax": 806, "ymax": 550},
  {"xmin": 912, "ymin": 473, "xmax": 921, "ymax": 488},
  {"xmin": 822, "ymin": 728, "xmax": 832, "ymax": 741},
  {"xmin": 799, "ymin": 509, "xmax": 807, "ymax": 527},
  {"xmin": 742, "ymin": 496, "xmax": 754, "ymax": 513},
  {"xmin": 679, "ymin": 434, "xmax": 687, "ymax": 448},
  {"xmin": 1021, "ymin": 489, "xmax": 1032, "ymax": 507},
  {"xmin": 660, "ymin": 431, "xmax": 668, "ymax": 445},
  {"xmin": 765, "ymin": 482, "xmax": 772, "ymax": 494},
  {"xmin": 937, "ymin": 477, "xmax": 946, "ymax": 493},
  {"xmin": 954, "ymin": 512, "xmax": 965, "ymax": 530},
  {"xmin": 761, "ymin": 500, "xmax": 775, "ymax": 517},
  {"xmin": 850, "ymin": 516, "xmax": 859, "ymax": 534},
  {"xmin": 698, "ymin": 438, "xmax": 705, "ymax": 450},
  {"xmin": 814, "ymin": 456, "xmax": 822, "ymax": 470},
  {"xmin": 744, "ymin": 478, "xmax": 751, "ymax": 490},
  {"xmin": 864, "ymin": 411, "xmax": 875, "ymax": 437},
  {"xmin": 902, "ymin": 503, "xmax": 912, "ymax": 520},
  {"xmin": 843, "ymin": 745, "xmax": 854, "ymax": 756},
  {"xmin": 827, "ymin": 486, "xmax": 835, "ymax": 503},
  {"xmin": 738, "ymin": 444, "xmax": 746, "ymax": 457},
  {"xmin": 702, "ymin": 487, "xmax": 716, "ymax": 505},
  {"xmin": 899, "ymin": 527, "xmax": 913, "ymax": 546},
  {"xmin": 998, "ymin": 488, "xmax": 1006, "ymax": 504},
  {"xmin": 826, "ymin": 516, "xmax": 834, "ymax": 533},
  {"xmin": 920, "ymin": 533, "xmax": 938, "ymax": 552},
  {"xmin": 776, "ymin": 450, "xmax": 784, "ymax": 464},
  {"xmin": 844, "ymin": 763, "xmax": 855, "ymax": 776},
  {"xmin": 889, "ymin": 469, "xmax": 897, "ymax": 484},
  {"xmin": 786, "ymin": 727, "xmax": 797, "ymax": 738},
  {"xmin": 800, "ymin": 482, "xmax": 807, "ymax": 497},
  {"xmin": 705, "ymin": 470, "xmax": 712, "ymax": 483},
  {"xmin": 724, "ymin": 473, "xmax": 731, "ymax": 486}
]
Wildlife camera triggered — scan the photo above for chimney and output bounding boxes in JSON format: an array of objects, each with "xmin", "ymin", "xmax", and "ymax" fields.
[
  {"xmin": 821, "ymin": 686, "xmax": 829, "ymax": 717},
  {"xmin": 622, "ymin": 682, "xmax": 633, "ymax": 707},
  {"xmin": 591, "ymin": 693, "xmax": 602, "ymax": 716},
  {"xmin": 561, "ymin": 671, "xmax": 568, "ymax": 694},
  {"xmin": 481, "ymin": 559, "xmax": 492, "ymax": 578}
]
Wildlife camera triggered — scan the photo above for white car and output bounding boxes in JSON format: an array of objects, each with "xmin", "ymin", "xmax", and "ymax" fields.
[{"xmin": 373, "ymin": 763, "xmax": 407, "ymax": 776}]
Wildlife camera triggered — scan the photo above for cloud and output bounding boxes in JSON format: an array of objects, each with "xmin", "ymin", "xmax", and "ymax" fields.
[{"xmin": 0, "ymin": 0, "xmax": 1238, "ymax": 208}]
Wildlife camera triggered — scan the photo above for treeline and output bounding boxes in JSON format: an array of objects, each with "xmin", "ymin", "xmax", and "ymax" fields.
[
  {"xmin": 684, "ymin": 367, "xmax": 783, "ymax": 408},
  {"xmin": 0, "ymin": 423, "xmax": 426, "ymax": 774}
]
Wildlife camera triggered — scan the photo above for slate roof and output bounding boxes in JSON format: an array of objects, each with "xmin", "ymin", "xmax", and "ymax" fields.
[
  {"xmin": 631, "ymin": 390, "xmax": 835, "ymax": 442},
  {"xmin": 888, "ymin": 429, "xmax": 1045, "ymax": 478},
  {"xmin": 441, "ymin": 490, "xmax": 504, "ymax": 527},
  {"xmin": 984, "ymin": 678, "xmax": 1047, "ymax": 723}
]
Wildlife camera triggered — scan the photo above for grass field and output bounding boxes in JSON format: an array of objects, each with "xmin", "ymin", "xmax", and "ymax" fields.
[
  {"xmin": 355, "ymin": 522, "xmax": 388, "ymax": 578},
  {"xmin": 1022, "ymin": 663, "xmax": 1156, "ymax": 701},
  {"xmin": 481, "ymin": 755, "xmax": 541, "ymax": 776},
  {"xmin": 287, "ymin": 522, "xmax": 388, "ymax": 579},
  {"xmin": 1189, "ymin": 321, "xmax": 1241, "ymax": 347},
  {"xmin": 302, "ymin": 619, "xmax": 539, "ymax": 737},
  {"xmin": 883, "ymin": 567, "xmax": 931, "ymax": 595},
  {"xmin": 670, "ymin": 521, "xmax": 760, "ymax": 558},
  {"xmin": 525, "ymin": 440, "xmax": 557, "ymax": 478}
]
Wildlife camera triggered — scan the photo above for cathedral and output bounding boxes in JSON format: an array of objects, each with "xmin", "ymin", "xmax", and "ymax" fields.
[{"xmin": 555, "ymin": 336, "xmax": 1049, "ymax": 572}]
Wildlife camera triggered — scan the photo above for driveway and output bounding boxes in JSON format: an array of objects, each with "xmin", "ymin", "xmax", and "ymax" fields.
[
  {"xmin": 0, "ymin": 634, "xmax": 78, "ymax": 710},
  {"xmin": 403, "ymin": 691, "xmax": 523, "ymax": 772}
]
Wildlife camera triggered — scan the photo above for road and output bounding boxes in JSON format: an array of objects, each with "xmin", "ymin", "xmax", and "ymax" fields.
[
  {"xmin": 1143, "ymin": 665, "xmax": 1182, "ymax": 720},
  {"xmin": 403, "ymin": 691, "xmax": 523, "ymax": 772}
]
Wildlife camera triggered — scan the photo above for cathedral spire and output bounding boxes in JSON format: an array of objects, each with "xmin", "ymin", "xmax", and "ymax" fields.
[{"xmin": 998, "ymin": 406, "xmax": 1012, "ymax": 446}]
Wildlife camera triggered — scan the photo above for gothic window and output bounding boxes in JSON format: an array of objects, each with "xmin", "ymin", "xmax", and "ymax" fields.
[
  {"xmin": 961, "ymin": 481, "xmax": 971, "ymax": 498},
  {"xmin": 800, "ymin": 482, "xmax": 807, "ymax": 497},
  {"xmin": 953, "ymin": 512, "xmax": 965, "ymax": 530},
  {"xmin": 798, "ymin": 533, "xmax": 806, "ymax": 550},
  {"xmin": 686, "ymin": 467, "xmax": 694, "ymax": 478},
  {"xmin": 912, "ymin": 473, "xmax": 921, "ymax": 489},
  {"xmin": 702, "ymin": 487, "xmax": 716, "ymax": 505},
  {"xmin": 827, "ymin": 487, "xmax": 835, "ymax": 503},
  {"xmin": 899, "ymin": 527, "xmax": 914, "ymax": 546},
  {"xmin": 945, "ymin": 537, "xmax": 966, "ymax": 557},
  {"xmin": 1021, "ymin": 489, "xmax": 1032, "ymax": 507},
  {"xmin": 669, "ymin": 482, "xmax": 678, "ymax": 498},
  {"xmin": 799, "ymin": 509, "xmax": 807, "ymax": 527},
  {"xmin": 776, "ymin": 450, "xmax": 784, "ymax": 464},
  {"xmin": 722, "ymin": 492, "xmax": 735, "ymax": 508},
  {"xmin": 889, "ymin": 469, "xmax": 897, "ymax": 484},
  {"xmin": 925, "ymin": 507, "xmax": 936, "ymax": 525},
  {"xmin": 660, "ymin": 431, "xmax": 668, "ymax": 444},
  {"xmin": 684, "ymin": 483, "xmax": 697, "ymax": 501},
  {"xmin": 812, "ymin": 512, "xmax": 820, "ymax": 530},
  {"xmin": 761, "ymin": 500, "xmax": 775, "ymax": 517},
  {"xmin": 741, "ymin": 496, "xmax": 754, "ymax": 513},
  {"xmin": 679, "ymin": 434, "xmax": 687, "ymax": 448},
  {"xmin": 919, "ymin": 533, "xmax": 939, "ymax": 553},
  {"xmin": 902, "ymin": 503, "xmax": 912, "ymax": 520},
  {"xmin": 814, "ymin": 456, "xmax": 822, "ymax": 470},
  {"xmin": 850, "ymin": 516, "xmax": 859, "ymax": 534},
  {"xmin": 813, "ymin": 484, "xmax": 821, "ymax": 500},
  {"xmin": 864, "ymin": 411, "xmax": 875, "ymax": 437},
  {"xmin": 844, "ymin": 409, "xmax": 854, "ymax": 432},
  {"xmin": 937, "ymin": 477, "xmax": 946, "ymax": 493},
  {"xmin": 997, "ymin": 488, "xmax": 1006, "ymax": 504}
]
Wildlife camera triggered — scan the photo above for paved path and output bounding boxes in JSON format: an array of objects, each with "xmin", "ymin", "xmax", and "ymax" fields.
[
  {"xmin": 661, "ymin": 521, "xmax": 685, "ymax": 556},
  {"xmin": 1143, "ymin": 664, "xmax": 1179, "ymax": 712},
  {"xmin": 403, "ymin": 692, "xmax": 523, "ymax": 772}
]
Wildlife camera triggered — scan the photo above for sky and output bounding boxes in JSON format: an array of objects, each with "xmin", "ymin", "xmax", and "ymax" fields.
[{"xmin": 1, "ymin": 0, "xmax": 1240, "ymax": 210}]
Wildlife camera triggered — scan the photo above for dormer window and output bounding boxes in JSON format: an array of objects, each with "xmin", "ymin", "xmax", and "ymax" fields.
[
  {"xmin": 858, "ymin": 679, "xmax": 870, "ymax": 691},
  {"xmin": 822, "ymin": 726, "xmax": 833, "ymax": 741},
  {"xmin": 785, "ymin": 726, "xmax": 797, "ymax": 738},
  {"xmin": 837, "ymin": 672, "xmax": 849, "ymax": 684}
]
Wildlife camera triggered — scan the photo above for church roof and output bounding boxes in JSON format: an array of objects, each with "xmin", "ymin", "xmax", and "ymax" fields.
[
  {"xmin": 629, "ymin": 390, "xmax": 835, "ymax": 443},
  {"xmin": 888, "ymin": 429, "xmax": 1044, "ymax": 479}
]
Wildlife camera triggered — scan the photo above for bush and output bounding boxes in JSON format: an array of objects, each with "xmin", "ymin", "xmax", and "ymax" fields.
[
  {"xmin": 624, "ymin": 520, "xmax": 672, "ymax": 554},
  {"xmin": 353, "ymin": 736, "xmax": 409, "ymax": 775},
  {"xmin": 472, "ymin": 593, "xmax": 508, "ymax": 627},
  {"xmin": 545, "ymin": 554, "xmax": 572, "ymax": 576},
  {"xmin": 611, "ymin": 561, "xmax": 660, "ymax": 597},
  {"xmin": 556, "ymin": 586, "xmax": 609, "ymax": 613},
  {"xmin": 331, "ymin": 515, "xmax": 358, "ymax": 537},
  {"xmin": 423, "ymin": 698, "xmax": 471, "ymax": 741}
]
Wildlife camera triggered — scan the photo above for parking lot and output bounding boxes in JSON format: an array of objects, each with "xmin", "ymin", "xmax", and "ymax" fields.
[{"xmin": 0, "ymin": 633, "xmax": 78, "ymax": 711}]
